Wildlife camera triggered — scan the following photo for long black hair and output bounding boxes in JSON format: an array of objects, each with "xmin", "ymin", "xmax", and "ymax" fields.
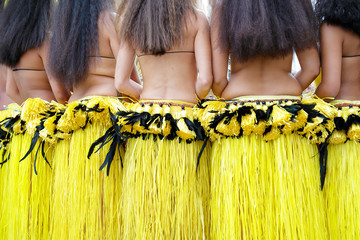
[
  {"xmin": 49, "ymin": 0, "xmax": 112, "ymax": 87},
  {"xmin": 316, "ymin": 0, "xmax": 360, "ymax": 36},
  {"xmin": 215, "ymin": 0, "xmax": 318, "ymax": 62},
  {"xmin": 117, "ymin": 0, "xmax": 197, "ymax": 55},
  {"xmin": 0, "ymin": 0, "xmax": 51, "ymax": 67}
]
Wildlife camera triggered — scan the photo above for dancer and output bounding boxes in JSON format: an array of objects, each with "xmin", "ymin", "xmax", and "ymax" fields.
[
  {"xmin": 315, "ymin": 0, "xmax": 360, "ymax": 238},
  {"xmin": 196, "ymin": 0, "xmax": 333, "ymax": 239},
  {"xmin": 115, "ymin": 0, "xmax": 212, "ymax": 238},
  {"xmin": 47, "ymin": 0, "xmax": 133, "ymax": 238},
  {"xmin": 0, "ymin": 0, "xmax": 69, "ymax": 238}
]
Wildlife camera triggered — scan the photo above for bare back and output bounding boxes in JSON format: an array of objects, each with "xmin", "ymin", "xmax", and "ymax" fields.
[
  {"xmin": 136, "ymin": 11, "xmax": 211, "ymax": 103},
  {"xmin": 333, "ymin": 27, "xmax": 360, "ymax": 100},
  {"xmin": 12, "ymin": 46, "xmax": 56, "ymax": 102},
  {"xmin": 222, "ymin": 54, "xmax": 303, "ymax": 99},
  {"xmin": 69, "ymin": 11, "xmax": 119, "ymax": 102},
  {"xmin": 316, "ymin": 24, "xmax": 360, "ymax": 100},
  {"xmin": 211, "ymin": 9, "xmax": 319, "ymax": 100}
]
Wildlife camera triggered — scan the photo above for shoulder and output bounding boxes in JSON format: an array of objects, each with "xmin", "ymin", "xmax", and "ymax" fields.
[
  {"xmin": 320, "ymin": 22, "xmax": 345, "ymax": 36},
  {"xmin": 98, "ymin": 10, "xmax": 117, "ymax": 34},
  {"xmin": 188, "ymin": 10, "xmax": 209, "ymax": 33}
]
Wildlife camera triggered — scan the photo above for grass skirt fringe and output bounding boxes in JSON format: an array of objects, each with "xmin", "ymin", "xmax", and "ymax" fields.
[
  {"xmin": 50, "ymin": 123, "xmax": 123, "ymax": 239},
  {"xmin": 211, "ymin": 135, "xmax": 326, "ymax": 239},
  {"xmin": 0, "ymin": 99, "xmax": 54, "ymax": 240},
  {"xmin": 49, "ymin": 96, "xmax": 124, "ymax": 240},
  {"xmin": 195, "ymin": 96, "xmax": 333, "ymax": 240},
  {"xmin": 0, "ymin": 97, "xmax": 125, "ymax": 239},
  {"xmin": 115, "ymin": 100, "xmax": 210, "ymax": 239},
  {"xmin": 324, "ymin": 100, "xmax": 360, "ymax": 239},
  {"xmin": 0, "ymin": 103, "xmax": 20, "ymax": 238},
  {"xmin": 121, "ymin": 137, "xmax": 210, "ymax": 239}
]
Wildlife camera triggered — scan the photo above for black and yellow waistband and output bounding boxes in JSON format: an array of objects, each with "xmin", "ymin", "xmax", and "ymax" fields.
[
  {"xmin": 116, "ymin": 100, "xmax": 205, "ymax": 141},
  {"xmin": 328, "ymin": 100, "xmax": 360, "ymax": 144},
  {"xmin": 195, "ymin": 96, "xmax": 336, "ymax": 144}
]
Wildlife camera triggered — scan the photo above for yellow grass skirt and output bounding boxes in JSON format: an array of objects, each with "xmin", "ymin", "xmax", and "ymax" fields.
[
  {"xmin": 0, "ymin": 99, "xmax": 54, "ymax": 239},
  {"xmin": 195, "ymin": 96, "xmax": 335, "ymax": 240},
  {"xmin": 0, "ymin": 97, "xmax": 126, "ymax": 239},
  {"xmin": 117, "ymin": 100, "xmax": 210, "ymax": 239},
  {"xmin": 324, "ymin": 100, "xmax": 360, "ymax": 239},
  {"xmin": 48, "ymin": 96, "xmax": 125, "ymax": 239}
]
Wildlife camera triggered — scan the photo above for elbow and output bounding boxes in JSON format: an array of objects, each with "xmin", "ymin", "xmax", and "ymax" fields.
[
  {"xmin": 199, "ymin": 74, "xmax": 213, "ymax": 89},
  {"xmin": 316, "ymin": 84, "xmax": 339, "ymax": 99},
  {"xmin": 114, "ymin": 79, "xmax": 124, "ymax": 94},
  {"xmin": 53, "ymin": 89, "xmax": 70, "ymax": 104},
  {"xmin": 197, "ymin": 75, "xmax": 213, "ymax": 99},
  {"xmin": 212, "ymin": 76, "xmax": 227, "ymax": 97}
]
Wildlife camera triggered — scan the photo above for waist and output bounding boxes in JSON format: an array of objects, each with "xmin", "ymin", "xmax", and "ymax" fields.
[
  {"xmin": 139, "ymin": 99, "xmax": 195, "ymax": 107},
  {"xmin": 330, "ymin": 99, "xmax": 360, "ymax": 108}
]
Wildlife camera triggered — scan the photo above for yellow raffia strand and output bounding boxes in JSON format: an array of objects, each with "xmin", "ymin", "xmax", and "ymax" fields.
[
  {"xmin": 176, "ymin": 118, "xmax": 196, "ymax": 140},
  {"xmin": 253, "ymin": 120, "xmax": 266, "ymax": 135},
  {"xmin": 21, "ymin": 98, "xmax": 49, "ymax": 136},
  {"xmin": 263, "ymin": 126, "xmax": 281, "ymax": 141},
  {"xmin": 324, "ymin": 141, "xmax": 360, "ymax": 239},
  {"xmin": 57, "ymin": 102, "xmax": 85, "ymax": 133},
  {"xmin": 176, "ymin": 106, "xmax": 196, "ymax": 140},
  {"xmin": 1, "ymin": 133, "xmax": 54, "ymax": 239},
  {"xmin": 348, "ymin": 123, "xmax": 360, "ymax": 140},
  {"xmin": 86, "ymin": 97, "xmax": 121, "ymax": 129},
  {"xmin": 0, "ymin": 103, "xmax": 20, "ymax": 123},
  {"xmin": 40, "ymin": 115, "xmax": 58, "ymax": 144},
  {"xmin": 196, "ymin": 100, "xmax": 227, "ymax": 133},
  {"xmin": 302, "ymin": 97, "xmax": 337, "ymax": 119},
  {"xmin": 12, "ymin": 120, "xmax": 24, "ymax": 134},
  {"xmin": 268, "ymin": 105, "xmax": 292, "ymax": 126},
  {"xmin": 121, "ymin": 102, "xmax": 199, "ymax": 140},
  {"xmin": 50, "ymin": 123, "xmax": 123, "ymax": 240},
  {"xmin": 49, "ymin": 139, "xmax": 71, "ymax": 239},
  {"xmin": 293, "ymin": 109, "xmax": 308, "ymax": 129},
  {"xmin": 241, "ymin": 109, "xmax": 256, "ymax": 136},
  {"xmin": 120, "ymin": 137, "xmax": 210, "ymax": 239},
  {"xmin": 216, "ymin": 115, "xmax": 240, "ymax": 136},
  {"xmin": 328, "ymin": 130, "xmax": 347, "ymax": 144},
  {"xmin": 162, "ymin": 106, "xmax": 172, "ymax": 136},
  {"xmin": 210, "ymin": 134, "xmax": 327, "ymax": 240},
  {"xmin": 148, "ymin": 104, "xmax": 163, "ymax": 135}
]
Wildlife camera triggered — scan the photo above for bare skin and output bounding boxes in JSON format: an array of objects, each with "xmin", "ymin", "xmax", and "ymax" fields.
[
  {"xmin": 0, "ymin": 65, "xmax": 14, "ymax": 109},
  {"xmin": 69, "ymin": 11, "xmax": 140, "ymax": 102},
  {"xmin": 7, "ymin": 43, "xmax": 69, "ymax": 105},
  {"xmin": 211, "ymin": 10, "xmax": 320, "ymax": 99},
  {"xmin": 115, "ymin": 10, "xmax": 213, "ymax": 103},
  {"xmin": 316, "ymin": 23, "xmax": 360, "ymax": 100}
]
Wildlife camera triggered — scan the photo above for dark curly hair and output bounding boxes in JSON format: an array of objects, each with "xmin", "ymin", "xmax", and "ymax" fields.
[
  {"xmin": 49, "ymin": 0, "xmax": 112, "ymax": 88},
  {"xmin": 0, "ymin": 0, "xmax": 51, "ymax": 67},
  {"xmin": 117, "ymin": 0, "xmax": 197, "ymax": 55},
  {"xmin": 215, "ymin": 0, "xmax": 318, "ymax": 62},
  {"xmin": 316, "ymin": 0, "xmax": 360, "ymax": 36}
]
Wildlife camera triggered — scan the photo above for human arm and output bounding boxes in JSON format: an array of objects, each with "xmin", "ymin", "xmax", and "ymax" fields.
[
  {"xmin": 295, "ymin": 47, "xmax": 320, "ymax": 91},
  {"xmin": 315, "ymin": 24, "xmax": 342, "ymax": 98},
  {"xmin": 194, "ymin": 12, "xmax": 213, "ymax": 99},
  {"xmin": 115, "ymin": 41, "xmax": 143, "ymax": 100},
  {"xmin": 210, "ymin": 7, "xmax": 228, "ymax": 98},
  {"xmin": 104, "ymin": 11, "xmax": 141, "ymax": 85}
]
